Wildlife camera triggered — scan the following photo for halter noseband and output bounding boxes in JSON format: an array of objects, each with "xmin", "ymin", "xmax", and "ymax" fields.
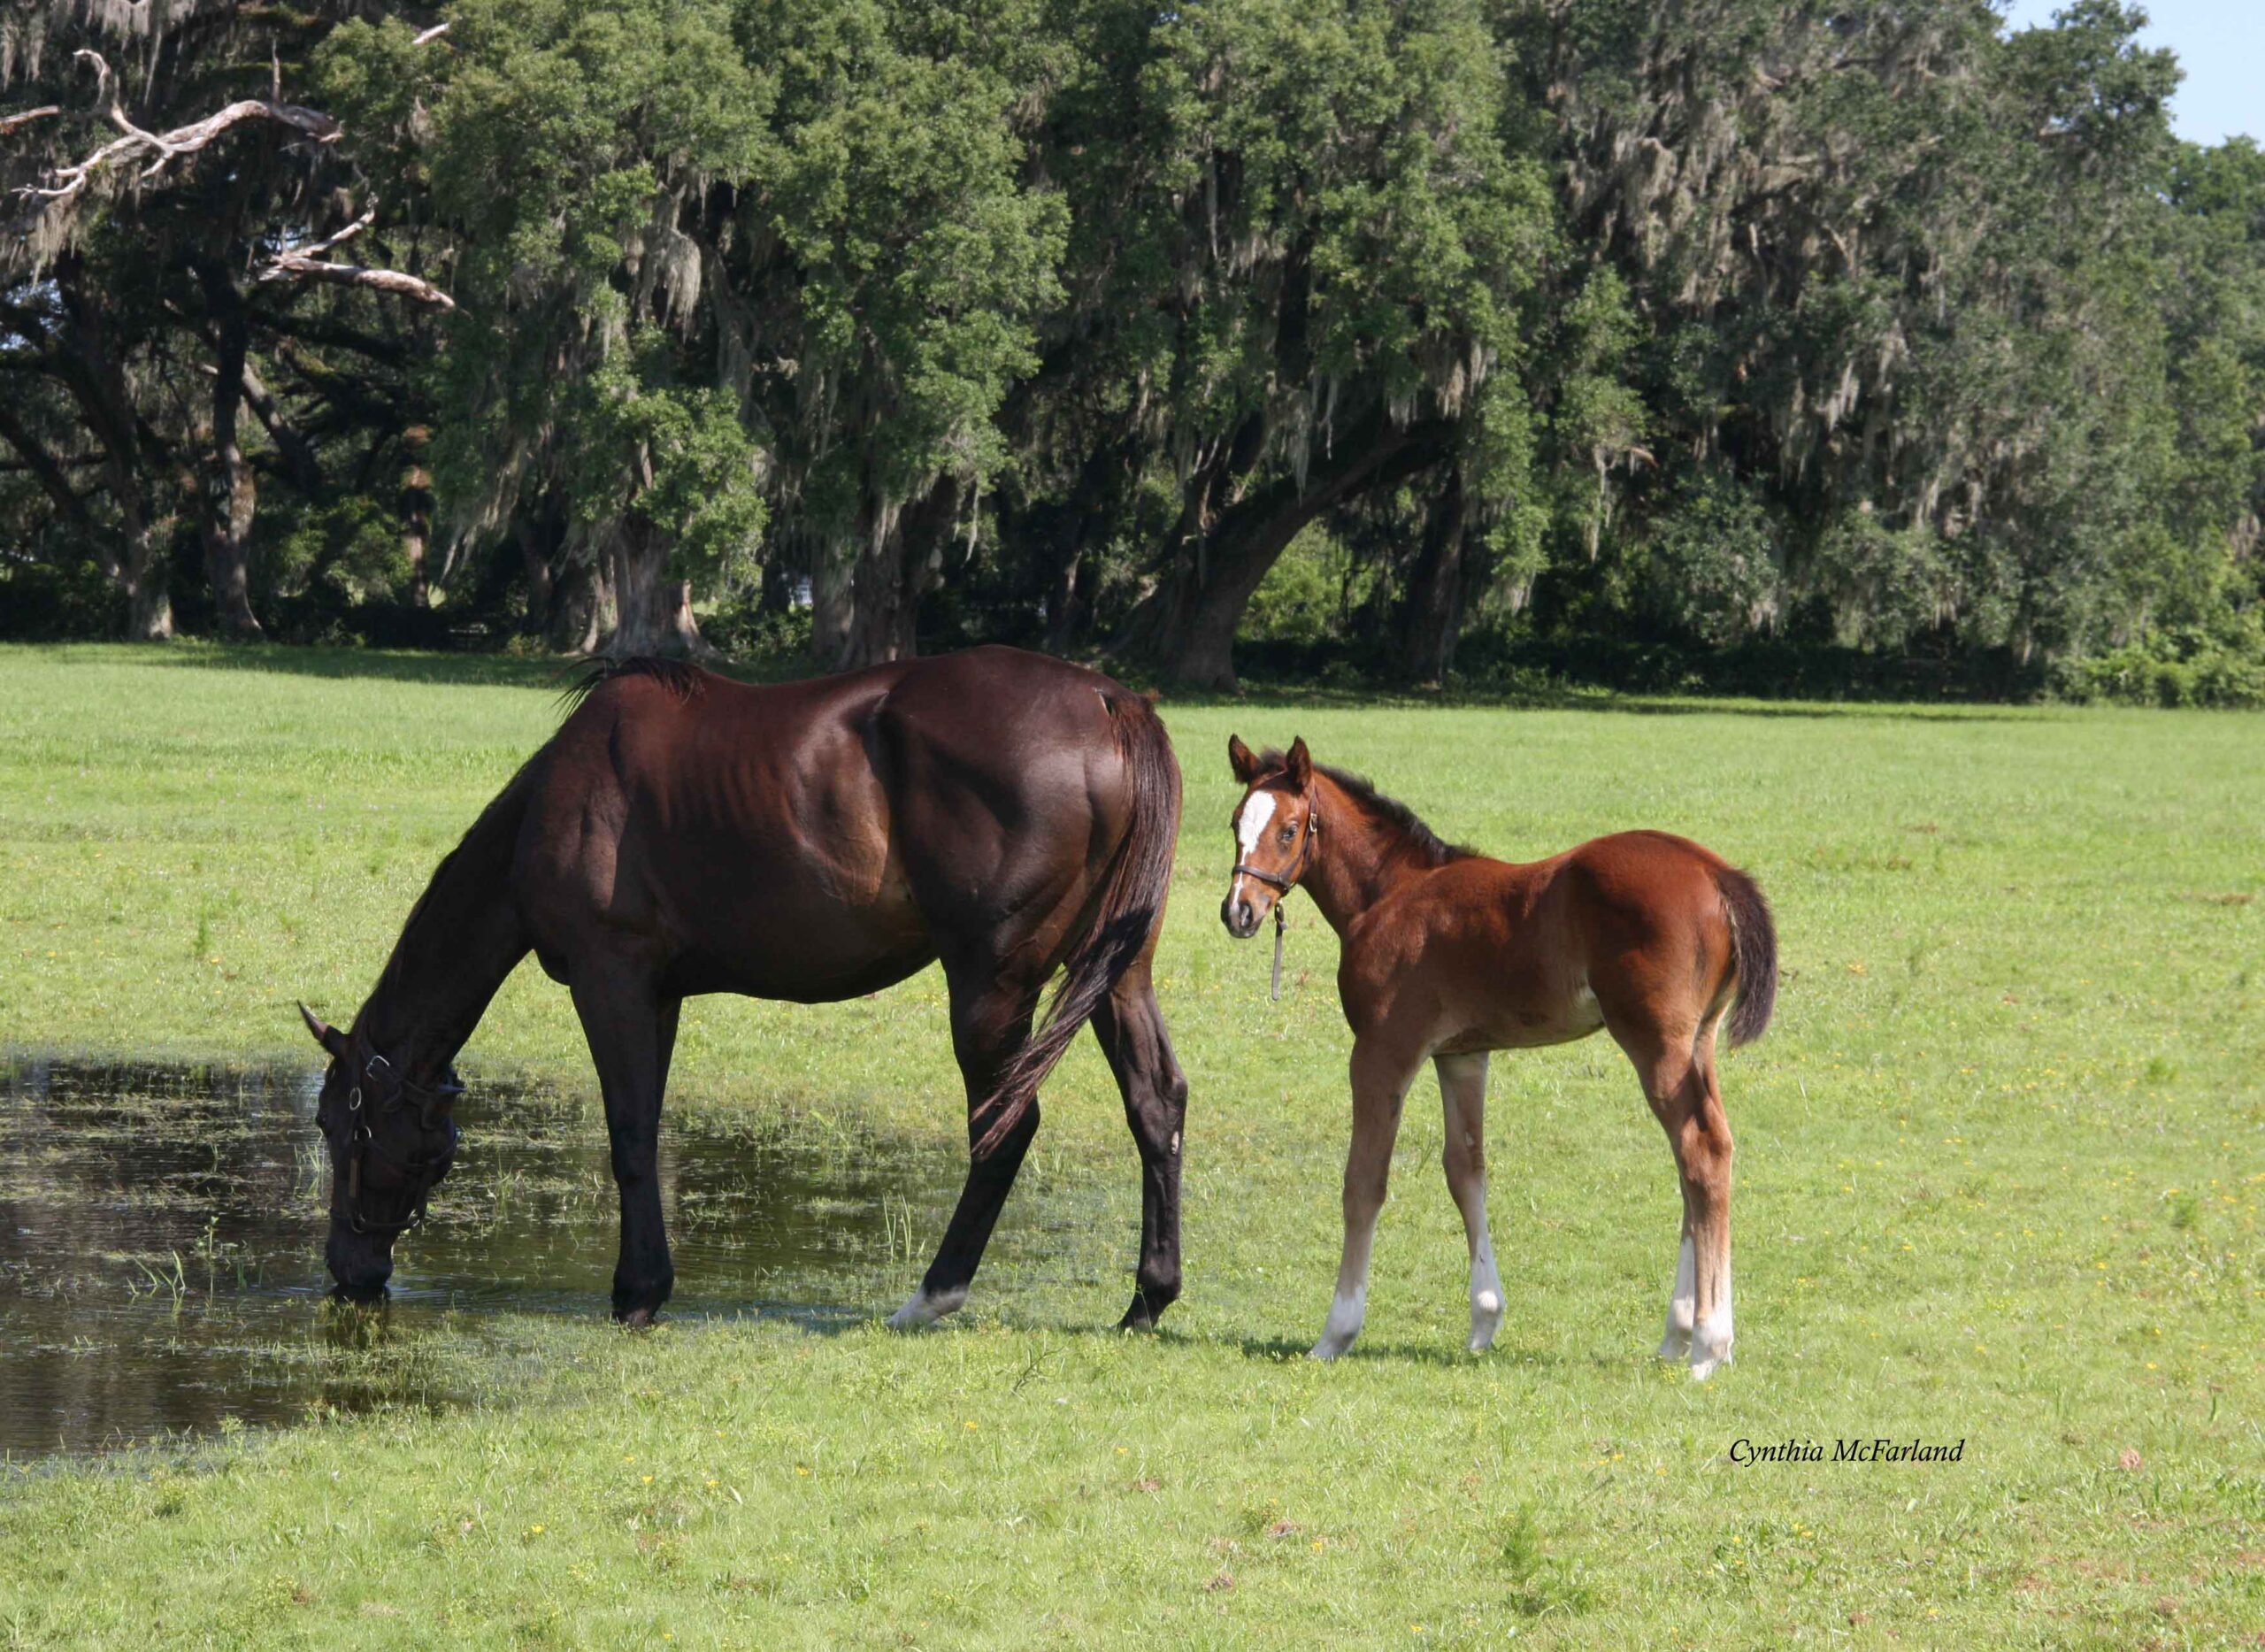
[
  {"xmin": 336, "ymin": 1045, "xmax": 463, "ymax": 1236},
  {"xmin": 1232, "ymin": 795, "xmax": 1321, "ymax": 895},
  {"xmin": 1233, "ymin": 791, "xmax": 1321, "ymax": 1002}
]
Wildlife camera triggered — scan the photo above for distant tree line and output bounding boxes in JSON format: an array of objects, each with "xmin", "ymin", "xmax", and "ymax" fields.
[{"xmin": 4, "ymin": 0, "xmax": 2261, "ymax": 701}]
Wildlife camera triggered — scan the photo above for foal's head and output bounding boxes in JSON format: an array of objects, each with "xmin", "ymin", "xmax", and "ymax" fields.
[
  {"xmin": 298, "ymin": 1003, "xmax": 462, "ymax": 1301},
  {"xmin": 1222, "ymin": 734, "xmax": 1319, "ymax": 938}
]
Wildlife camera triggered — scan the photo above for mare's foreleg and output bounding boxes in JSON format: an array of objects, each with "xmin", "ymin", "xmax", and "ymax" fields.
[
  {"xmin": 1436, "ymin": 1053, "xmax": 1504, "ymax": 1352},
  {"xmin": 1312, "ymin": 1036, "xmax": 1421, "ymax": 1360},
  {"xmin": 889, "ymin": 964, "xmax": 1041, "ymax": 1329},
  {"xmin": 1091, "ymin": 959, "xmax": 1189, "ymax": 1330},
  {"xmin": 571, "ymin": 967, "xmax": 681, "ymax": 1325}
]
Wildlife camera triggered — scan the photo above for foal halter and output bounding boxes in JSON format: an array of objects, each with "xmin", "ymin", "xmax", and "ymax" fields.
[
  {"xmin": 335, "ymin": 1047, "xmax": 463, "ymax": 1236},
  {"xmin": 1232, "ymin": 799, "xmax": 1320, "ymax": 1002}
]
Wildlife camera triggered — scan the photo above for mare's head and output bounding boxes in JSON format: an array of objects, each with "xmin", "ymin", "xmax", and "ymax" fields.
[
  {"xmin": 298, "ymin": 1003, "xmax": 461, "ymax": 1301},
  {"xmin": 1222, "ymin": 734, "xmax": 1320, "ymax": 939}
]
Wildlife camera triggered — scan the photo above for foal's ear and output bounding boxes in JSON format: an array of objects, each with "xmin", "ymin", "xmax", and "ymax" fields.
[
  {"xmin": 1227, "ymin": 734, "xmax": 1263, "ymax": 785},
  {"xmin": 298, "ymin": 1002, "xmax": 349, "ymax": 1061},
  {"xmin": 1285, "ymin": 736, "xmax": 1313, "ymax": 790}
]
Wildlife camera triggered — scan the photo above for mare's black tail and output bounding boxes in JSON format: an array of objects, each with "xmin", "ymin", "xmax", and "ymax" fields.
[{"xmin": 974, "ymin": 693, "xmax": 1181, "ymax": 1156}]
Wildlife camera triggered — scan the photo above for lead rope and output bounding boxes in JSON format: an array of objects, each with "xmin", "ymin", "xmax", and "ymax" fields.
[{"xmin": 1271, "ymin": 900, "xmax": 1286, "ymax": 1002}]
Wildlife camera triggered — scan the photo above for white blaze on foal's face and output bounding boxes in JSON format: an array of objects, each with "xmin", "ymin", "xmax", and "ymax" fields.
[{"xmin": 1236, "ymin": 788, "xmax": 1277, "ymax": 859}]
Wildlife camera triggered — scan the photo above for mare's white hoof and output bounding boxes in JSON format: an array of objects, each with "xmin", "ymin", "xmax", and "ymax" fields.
[{"xmin": 887, "ymin": 1286, "xmax": 966, "ymax": 1330}]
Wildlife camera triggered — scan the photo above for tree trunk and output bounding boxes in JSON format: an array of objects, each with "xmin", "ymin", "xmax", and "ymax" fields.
[
  {"xmin": 516, "ymin": 518, "xmax": 557, "ymax": 636},
  {"xmin": 549, "ymin": 552, "xmax": 610, "ymax": 655},
  {"xmin": 1119, "ymin": 415, "xmax": 1457, "ymax": 689},
  {"xmin": 196, "ymin": 263, "xmax": 263, "ymax": 640},
  {"xmin": 817, "ymin": 478, "xmax": 962, "ymax": 672},
  {"xmin": 1397, "ymin": 470, "xmax": 1467, "ymax": 684},
  {"xmin": 603, "ymin": 522, "xmax": 715, "ymax": 659},
  {"xmin": 401, "ymin": 426, "xmax": 433, "ymax": 607},
  {"xmin": 49, "ymin": 256, "xmax": 173, "ymax": 639}
]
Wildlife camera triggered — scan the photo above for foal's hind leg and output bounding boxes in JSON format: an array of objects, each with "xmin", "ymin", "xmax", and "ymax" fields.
[
  {"xmin": 1312, "ymin": 1034, "xmax": 1424, "ymax": 1360},
  {"xmin": 1436, "ymin": 1053, "xmax": 1505, "ymax": 1352},
  {"xmin": 1609, "ymin": 1012, "xmax": 1734, "ymax": 1379},
  {"xmin": 1090, "ymin": 958, "xmax": 1190, "ymax": 1330},
  {"xmin": 889, "ymin": 960, "xmax": 1043, "ymax": 1329}
]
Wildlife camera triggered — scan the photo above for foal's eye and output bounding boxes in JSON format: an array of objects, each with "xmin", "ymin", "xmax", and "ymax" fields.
[{"xmin": 1278, "ymin": 826, "xmax": 1294, "ymax": 845}]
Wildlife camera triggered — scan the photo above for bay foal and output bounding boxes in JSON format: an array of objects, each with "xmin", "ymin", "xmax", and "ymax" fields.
[{"xmin": 1220, "ymin": 736, "xmax": 1776, "ymax": 1377}]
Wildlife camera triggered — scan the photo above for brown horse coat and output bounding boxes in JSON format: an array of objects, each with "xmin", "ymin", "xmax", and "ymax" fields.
[
  {"xmin": 300, "ymin": 647, "xmax": 1186, "ymax": 1330},
  {"xmin": 1221, "ymin": 736, "xmax": 1775, "ymax": 1375}
]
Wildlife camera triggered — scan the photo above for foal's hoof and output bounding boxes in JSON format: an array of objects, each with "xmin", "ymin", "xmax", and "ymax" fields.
[
  {"xmin": 1308, "ymin": 1336, "xmax": 1352, "ymax": 1362},
  {"xmin": 1687, "ymin": 1318, "xmax": 1733, "ymax": 1380},
  {"xmin": 1467, "ymin": 1288, "xmax": 1504, "ymax": 1353},
  {"xmin": 614, "ymin": 1305, "xmax": 658, "ymax": 1330}
]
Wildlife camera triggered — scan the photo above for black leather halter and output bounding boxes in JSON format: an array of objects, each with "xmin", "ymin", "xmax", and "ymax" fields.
[
  {"xmin": 1232, "ymin": 800, "xmax": 1320, "ymax": 895},
  {"xmin": 336, "ymin": 1046, "xmax": 463, "ymax": 1236}
]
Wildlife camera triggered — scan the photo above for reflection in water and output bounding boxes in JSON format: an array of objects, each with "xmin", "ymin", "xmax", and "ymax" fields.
[{"xmin": 0, "ymin": 1058, "xmax": 1094, "ymax": 1460}]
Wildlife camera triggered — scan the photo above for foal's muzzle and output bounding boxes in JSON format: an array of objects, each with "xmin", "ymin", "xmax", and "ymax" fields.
[{"xmin": 1223, "ymin": 863, "xmax": 1290, "ymax": 939}]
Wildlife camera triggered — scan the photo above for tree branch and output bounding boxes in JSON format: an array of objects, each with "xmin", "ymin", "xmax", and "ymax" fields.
[
  {"xmin": 18, "ymin": 52, "xmax": 340, "ymax": 212},
  {"xmin": 255, "ymin": 205, "xmax": 457, "ymax": 310}
]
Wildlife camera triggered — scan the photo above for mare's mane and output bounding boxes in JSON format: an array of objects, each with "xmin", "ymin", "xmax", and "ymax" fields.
[{"xmin": 556, "ymin": 655, "xmax": 708, "ymax": 712}]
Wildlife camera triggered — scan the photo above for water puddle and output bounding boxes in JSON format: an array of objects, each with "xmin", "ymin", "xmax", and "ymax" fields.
[{"xmin": 0, "ymin": 1058, "xmax": 1091, "ymax": 1460}]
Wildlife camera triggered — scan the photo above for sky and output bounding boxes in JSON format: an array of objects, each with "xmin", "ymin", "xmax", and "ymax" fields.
[{"xmin": 1997, "ymin": 0, "xmax": 2260, "ymax": 146}]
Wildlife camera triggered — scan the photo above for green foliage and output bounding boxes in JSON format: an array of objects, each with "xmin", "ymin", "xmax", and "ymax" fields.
[{"xmin": 5, "ymin": 0, "xmax": 2262, "ymax": 691}]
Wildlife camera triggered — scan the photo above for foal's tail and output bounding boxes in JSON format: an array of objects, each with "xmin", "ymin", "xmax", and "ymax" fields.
[
  {"xmin": 974, "ymin": 692, "xmax": 1182, "ymax": 1157},
  {"xmin": 1715, "ymin": 864, "xmax": 1778, "ymax": 1048}
]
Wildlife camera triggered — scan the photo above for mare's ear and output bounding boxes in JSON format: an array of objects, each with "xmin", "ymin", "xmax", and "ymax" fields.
[
  {"xmin": 1227, "ymin": 734, "xmax": 1263, "ymax": 785},
  {"xmin": 1285, "ymin": 736, "xmax": 1313, "ymax": 790},
  {"xmin": 298, "ymin": 1002, "xmax": 349, "ymax": 1061}
]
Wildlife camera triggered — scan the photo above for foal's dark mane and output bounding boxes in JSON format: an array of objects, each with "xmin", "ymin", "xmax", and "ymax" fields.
[{"xmin": 1256, "ymin": 749, "xmax": 1474, "ymax": 867}]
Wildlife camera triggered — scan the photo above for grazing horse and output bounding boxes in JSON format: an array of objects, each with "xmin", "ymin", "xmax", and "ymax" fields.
[
  {"xmin": 296, "ymin": 647, "xmax": 1187, "ymax": 1330},
  {"xmin": 1219, "ymin": 736, "xmax": 1776, "ymax": 1377}
]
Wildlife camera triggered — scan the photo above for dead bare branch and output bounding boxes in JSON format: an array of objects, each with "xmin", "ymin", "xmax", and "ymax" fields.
[
  {"xmin": 18, "ymin": 52, "xmax": 342, "ymax": 214},
  {"xmin": 257, "ymin": 210, "xmax": 456, "ymax": 312},
  {"xmin": 0, "ymin": 107, "xmax": 63, "ymax": 138}
]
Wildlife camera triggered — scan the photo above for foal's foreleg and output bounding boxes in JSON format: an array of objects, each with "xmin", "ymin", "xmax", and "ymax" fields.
[
  {"xmin": 1312, "ymin": 1038, "xmax": 1420, "ymax": 1360},
  {"xmin": 1436, "ymin": 1053, "xmax": 1504, "ymax": 1352}
]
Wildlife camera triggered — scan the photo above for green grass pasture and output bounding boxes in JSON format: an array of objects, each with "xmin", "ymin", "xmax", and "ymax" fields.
[{"xmin": 1, "ymin": 644, "xmax": 2259, "ymax": 1647}]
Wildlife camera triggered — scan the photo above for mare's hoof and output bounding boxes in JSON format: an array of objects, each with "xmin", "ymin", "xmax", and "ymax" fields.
[
  {"xmin": 614, "ymin": 1305, "xmax": 659, "ymax": 1329},
  {"xmin": 1117, "ymin": 1287, "xmax": 1177, "ymax": 1332},
  {"xmin": 887, "ymin": 1285, "xmax": 967, "ymax": 1330}
]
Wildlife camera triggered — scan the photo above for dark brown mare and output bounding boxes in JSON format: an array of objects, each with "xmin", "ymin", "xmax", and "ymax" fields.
[
  {"xmin": 296, "ymin": 647, "xmax": 1187, "ymax": 1329},
  {"xmin": 1219, "ymin": 737, "xmax": 1776, "ymax": 1377}
]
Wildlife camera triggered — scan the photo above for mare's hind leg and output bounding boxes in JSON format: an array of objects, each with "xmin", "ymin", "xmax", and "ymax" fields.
[
  {"xmin": 1312, "ymin": 1034, "xmax": 1424, "ymax": 1359},
  {"xmin": 571, "ymin": 964, "xmax": 681, "ymax": 1325},
  {"xmin": 1090, "ymin": 957, "xmax": 1190, "ymax": 1330},
  {"xmin": 889, "ymin": 960, "xmax": 1042, "ymax": 1329},
  {"xmin": 1607, "ymin": 1010, "xmax": 1733, "ymax": 1379},
  {"xmin": 1436, "ymin": 1053, "xmax": 1505, "ymax": 1352}
]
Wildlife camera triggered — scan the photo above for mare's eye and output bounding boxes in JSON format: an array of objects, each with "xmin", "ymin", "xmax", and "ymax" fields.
[{"xmin": 1278, "ymin": 826, "xmax": 1294, "ymax": 845}]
